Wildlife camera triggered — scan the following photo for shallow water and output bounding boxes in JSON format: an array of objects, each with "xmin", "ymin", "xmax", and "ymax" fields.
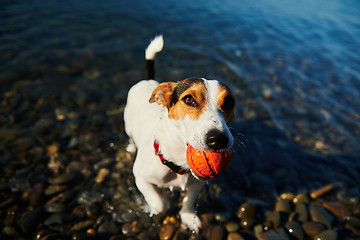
[{"xmin": 1, "ymin": 0, "xmax": 360, "ymax": 238}]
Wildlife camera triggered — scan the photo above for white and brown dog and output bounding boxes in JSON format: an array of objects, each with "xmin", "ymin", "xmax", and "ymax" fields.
[{"xmin": 124, "ymin": 36, "xmax": 235, "ymax": 231}]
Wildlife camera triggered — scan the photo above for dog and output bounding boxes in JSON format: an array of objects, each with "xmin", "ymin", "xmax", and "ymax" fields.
[{"xmin": 124, "ymin": 35, "xmax": 235, "ymax": 232}]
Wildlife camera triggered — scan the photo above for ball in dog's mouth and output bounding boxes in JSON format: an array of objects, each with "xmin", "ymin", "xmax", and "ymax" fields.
[{"xmin": 186, "ymin": 144, "xmax": 232, "ymax": 180}]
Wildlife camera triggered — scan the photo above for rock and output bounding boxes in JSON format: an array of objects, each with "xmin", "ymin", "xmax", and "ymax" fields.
[
  {"xmin": 253, "ymin": 224, "xmax": 264, "ymax": 238},
  {"xmin": 200, "ymin": 213, "xmax": 214, "ymax": 227},
  {"xmin": 310, "ymin": 184, "xmax": 334, "ymax": 199},
  {"xmin": 45, "ymin": 202, "xmax": 66, "ymax": 213},
  {"xmin": 28, "ymin": 183, "xmax": 45, "ymax": 210},
  {"xmin": 285, "ymin": 221, "xmax": 305, "ymax": 240},
  {"xmin": 98, "ymin": 220, "xmax": 118, "ymax": 234},
  {"xmin": 77, "ymin": 191, "xmax": 103, "ymax": 206},
  {"xmin": 44, "ymin": 213, "xmax": 79, "ymax": 226},
  {"xmin": 344, "ymin": 216, "xmax": 360, "ymax": 229},
  {"xmin": 121, "ymin": 220, "xmax": 141, "ymax": 236},
  {"xmin": 203, "ymin": 224, "xmax": 226, "ymax": 240},
  {"xmin": 20, "ymin": 206, "xmax": 49, "ymax": 234},
  {"xmin": 265, "ymin": 211, "xmax": 282, "ymax": 229},
  {"xmin": 322, "ymin": 201, "xmax": 350, "ymax": 217},
  {"xmin": 95, "ymin": 168, "xmax": 110, "ymax": 183},
  {"xmin": 44, "ymin": 185, "xmax": 67, "ymax": 196},
  {"xmin": 72, "ymin": 219, "xmax": 95, "ymax": 231},
  {"xmin": 215, "ymin": 213, "xmax": 230, "ymax": 223},
  {"xmin": 314, "ymin": 229, "xmax": 338, "ymax": 240},
  {"xmin": 159, "ymin": 223, "xmax": 176, "ymax": 240},
  {"xmin": 48, "ymin": 172, "xmax": 76, "ymax": 185},
  {"xmin": 259, "ymin": 228, "xmax": 290, "ymax": 240},
  {"xmin": 237, "ymin": 202, "xmax": 256, "ymax": 219},
  {"xmin": 114, "ymin": 210, "xmax": 138, "ymax": 223},
  {"xmin": 309, "ymin": 202, "xmax": 334, "ymax": 229},
  {"xmin": 302, "ymin": 221, "xmax": 326, "ymax": 237},
  {"xmin": 275, "ymin": 199, "xmax": 293, "ymax": 214},
  {"xmin": 225, "ymin": 222, "xmax": 240, "ymax": 232},
  {"xmin": 227, "ymin": 232, "xmax": 245, "ymax": 240},
  {"xmin": 293, "ymin": 194, "xmax": 310, "ymax": 204},
  {"xmin": 279, "ymin": 193, "xmax": 295, "ymax": 202},
  {"xmin": 240, "ymin": 218, "xmax": 255, "ymax": 229},
  {"xmin": 294, "ymin": 203, "xmax": 309, "ymax": 222}
]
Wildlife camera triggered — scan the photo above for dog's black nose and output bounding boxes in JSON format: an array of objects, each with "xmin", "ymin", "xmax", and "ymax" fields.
[{"xmin": 205, "ymin": 129, "xmax": 229, "ymax": 150}]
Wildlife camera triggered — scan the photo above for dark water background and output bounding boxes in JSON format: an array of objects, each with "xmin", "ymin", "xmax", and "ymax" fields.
[{"xmin": 1, "ymin": 0, "xmax": 360, "ymax": 208}]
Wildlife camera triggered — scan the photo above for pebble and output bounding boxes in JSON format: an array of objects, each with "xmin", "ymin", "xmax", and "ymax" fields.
[
  {"xmin": 44, "ymin": 213, "xmax": 79, "ymax": 226},
  {"xmin": 20, "ymin": 206, "xmax": 49, "ymax": 234},
  {"xmin": 310, "ymin": 184, "xmax": 334, "ymax": 199},
  {"xmin": 114, "ymin": 210, "xmax": 138, "ymax": 223},
  {"xmin": 95, "ymin": 168, "xmax": 110, "ymax": 183},
  {"xmin": 225, "ymin": 222, "xmax": 240, "ymax": 232},
  {"xmin": 237, "ymin": 202, "xmax": 256, "ymax": 219},
  {"xmin": 77, "ymin": 191, "xmax": 103, "ymax": 205},
  {"xmin": 259, "ymin": 228, "xmax": 290, "ymax": 240},
  {"xmin": 98, "ymin": 220, "xmax": 118, "ymax": 234},
  {"xmin": 280, "ymin": 193, "xmax": 295, "ymax": 202},
  {"xmin": 227, "ymin": 232, "xmax": 245, "ymax": 240},
  {"xmin": 293, "ymin": 194, "xmax": 310, "ymax": 204},
  {"xmin": 294, "ymin": 203, "xmax": 309, "ymax": 222},
  {"xmin": 28, "ymin": 182, "xmax": 45, "ymax": 209},
  {"xmin": 48, "ymin": 172, "xmax": 76, "ymax": 185},
  {"xmin": 240, "ymin": 218, "xmax": 255, "ymax": 229},
  {"xmin": 159, "ymin": 223, "xmax": 176, "ymax": 240},
  {"xmin": 200, "ymin": 213, "xmax": 215, "ymax": 227},
  {"xmin": 45, "ymin": 202, "xmax": 66, "ymax": 213},
  {"xmin": 314, "ymin": 229, "xmax": 338, "ymax": 240},
  {"xmin": 275, "ymin": 199, "xmax": 293, "ymax": 214},
  {"xmin": 344, "ymin": 216, "xmax": 360, "ymax": 228},
  {"xmin": 203, "ymin": 224, "xmax": 226, "ymax": 240},
  {"xmin": 302, "ymin": 221, "xmax": 326, "ymax": 237},
  {"xmin": 322, "ymin": 201, "xmax": 350, "ymax": 217},
  {"xmin": 285, "ymin": 221, "xmax": 304, "ymax": 240},
  {"xmin": 72, "ymin": 219, "xmax": 95, "ymax": 231},
  {"xmin": 265, "ymin": 211, "xmax": 282, "ymax": 229},
  {"xmin": 309, "ymin": 202, "xmax": 334, "ymax": 229},
  {"xmin": 44, "ymin": 185, "xmax": 67, "ymax": 196},
  {"xmin": 121, "ymin": 220, "xmax": 141, "ymax": 236}
]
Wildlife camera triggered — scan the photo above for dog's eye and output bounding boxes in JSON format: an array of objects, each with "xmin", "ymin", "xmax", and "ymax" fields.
[
  {"xmin": 222, "ymin": 95, "xmax": 235, "ymax": 111},
  {"xmin": 182, "ymin": 95, "xmax": 198, "ymax": 107}
]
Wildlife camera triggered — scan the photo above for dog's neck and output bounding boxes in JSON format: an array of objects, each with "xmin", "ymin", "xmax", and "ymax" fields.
[{"xmin": 153, "ymin": 112, "xmax": 189, "ymax": 170}]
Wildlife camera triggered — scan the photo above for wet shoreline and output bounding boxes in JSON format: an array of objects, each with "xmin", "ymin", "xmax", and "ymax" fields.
[{"xmin": 1, "ymin": 80, "xmax": 360, "ymax": 240}]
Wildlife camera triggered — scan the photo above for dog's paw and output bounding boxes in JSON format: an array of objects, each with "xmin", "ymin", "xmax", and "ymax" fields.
[
  {"xmin": 149, "ymin": 198, "xmax": 170, "ymax": 217},
  {"xmin": 180, "ymin": 212, "xmax": 202, "ymax": 233},
  {"xmin": 126, "ymin": 142, "xmax": 137, "ymax": 153}
]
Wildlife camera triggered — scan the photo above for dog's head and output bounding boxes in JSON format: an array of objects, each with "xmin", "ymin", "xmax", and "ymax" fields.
[{"xmin": 149, "ymin": 77, "xmax": 235, "ymax": 152}]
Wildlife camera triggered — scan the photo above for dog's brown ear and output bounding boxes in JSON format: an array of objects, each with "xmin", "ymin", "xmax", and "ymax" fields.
[{"xmin": 149, "ymin": 82, "xmax": 177, "ymax": 108}]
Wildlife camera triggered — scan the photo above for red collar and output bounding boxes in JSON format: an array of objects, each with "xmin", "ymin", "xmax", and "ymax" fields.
[{"xmin": 153, "ymin": 140, "xmax": 189, "ymax": 175}]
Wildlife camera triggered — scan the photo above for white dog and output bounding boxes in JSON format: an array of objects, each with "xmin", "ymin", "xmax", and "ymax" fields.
[{"xmin": 124, "ymin": 36, "xmax": 235, "ymax": 232}]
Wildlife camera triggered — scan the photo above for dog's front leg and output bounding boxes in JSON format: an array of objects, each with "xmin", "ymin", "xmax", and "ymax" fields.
[
  {"xmin": 179, "ymin": 181, "xmax": 203, "ymax": 233},
  {"xmin": 135, "ymin": 177, "xmax": 169, "ymax": 216}
]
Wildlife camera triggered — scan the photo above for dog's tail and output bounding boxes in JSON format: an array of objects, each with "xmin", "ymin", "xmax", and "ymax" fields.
[{"xmin": 145, "ymin": 35, "xmax": 164, "ymax": 80}]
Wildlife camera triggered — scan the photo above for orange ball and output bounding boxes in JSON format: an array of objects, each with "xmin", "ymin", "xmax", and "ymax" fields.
[{"xmin": 186, "ymin": 145, "xmax": 232, "ymax": 179}]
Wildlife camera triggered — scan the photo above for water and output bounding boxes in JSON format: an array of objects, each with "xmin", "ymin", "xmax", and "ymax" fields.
[{"xmin": 1, "ymin": 0, "xmax": 360, "ymax": 197}]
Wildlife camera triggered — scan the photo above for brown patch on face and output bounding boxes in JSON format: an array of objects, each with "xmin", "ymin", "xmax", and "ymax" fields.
[
  {"xmin": 149, "ymin": 82, "xmax": 177, "ymax": 108},
  {"xmin": 168, "ymin": 79, "xmax": 207, "ymax": 120},
  {"xmin": 218, "ymin": 85, "xmax": 235, "ymax": 125}
]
